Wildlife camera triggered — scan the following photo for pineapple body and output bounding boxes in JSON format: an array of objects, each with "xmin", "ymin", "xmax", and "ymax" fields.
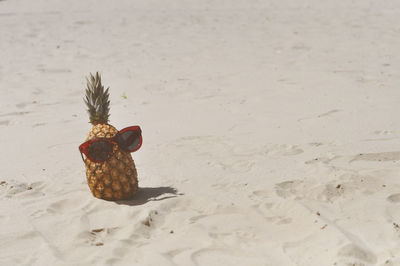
[{"xmin": 85, "ymin": 123, "xmax": 138, "ymax": 200}]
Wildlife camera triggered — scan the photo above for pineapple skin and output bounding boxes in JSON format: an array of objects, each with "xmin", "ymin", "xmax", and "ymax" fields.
[{"xmin": 85, "ymin": 124, "xmax": 138, "ymax": 201}]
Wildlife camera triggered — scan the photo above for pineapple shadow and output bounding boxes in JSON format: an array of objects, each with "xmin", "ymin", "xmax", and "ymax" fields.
[{"xmin": 115, "ymin": 186, "xmax": 182, "ymax": 206}]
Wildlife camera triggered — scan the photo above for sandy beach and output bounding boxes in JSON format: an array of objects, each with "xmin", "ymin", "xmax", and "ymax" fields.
[{"xmin": 1, "ymin": 0, "xmax": 400, "ymax": 265}]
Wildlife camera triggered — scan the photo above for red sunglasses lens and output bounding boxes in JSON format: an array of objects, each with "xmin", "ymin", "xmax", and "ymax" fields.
[
  {"xmin": 117, "ymin": 129, "xmax": 141, "ymax": 152},
  {"xmin": 88, "ymin": 140, "xmax": 114, "ymax": 162}
]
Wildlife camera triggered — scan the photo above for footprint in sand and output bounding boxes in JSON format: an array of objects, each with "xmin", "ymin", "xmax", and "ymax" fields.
[
  {"xmin": 30, "ymin": 209, "xmax": 46, "ymax": 219},
  {"xmin": 251, "ymin": 190, "xmax": 270, "ymax": 198},
  {"xmin": 350, "ymin": 151, "xmax": 400, "ymax": 162},
  {"xmin": 308, "ymin": 142, "xmax": 324, "ymax": 147},
  {"xmin": 275, "ymin": 180, "xmax": 304, "ymax": 199},
  {"xmin": 374, "ymin": 130, "xmax": 393, "ymax": 136},
  {"xmin": 79, "ymin": 227, "xmax": 120, "ymax": 246},
  {"xmin": 47, "ymin": 197, "xmax": 87, "ymax": 214},
  {"xmin": 218, "ymin": 159, "xmax": 254, "ymax": 173},
  {"xmin": 337, "ymin": 243, "xmax": 377, "ymax": 265},
  {"xmin": 263, "ymin": 215, "xmax": 293, "ymax": 225},
  {"xmin": 383, "ymin": 259, "xmax": 400, "ymax": 266},
  {"xmin": 165, "ymin": 247, "xmax": 192, "ymax": 260},
  {"xmin": 141, "ymin": 210, "xmax": 160, "ymax": 227},
  {"xmin": 387, "ymin": 193, "xmax": 400, "ymax": 203},
  {"xmin": 16, "ymin": 102, "xmax": 32, "ymax": 108},
  {"xmin": 32, "ymin": 122, "xmax": 46, "ymax": 127},
  {"xmin": 190, "ymin": 248, "xmax": 264, "ymax": 266},
  {"xmin": 0, "ymin": 120, "xmax": 10, "ymax": 126},
  {"xmin": 274, "ymin": 175, "xmax": 379, "ymax": 202},
  {"xmin": 0, "ymin": 180, "xmax": 36, "ymax": 198},
  {"xmin": 304, "ymin": 154, "xmax": 340, "ymax": 165},
  {"xmin": 32, "ymin": 88, "xmax": 42, "ymax": 95},
  {"xmin": 267, "ymin": 144, "xmax": 304, "ymax": 157}
]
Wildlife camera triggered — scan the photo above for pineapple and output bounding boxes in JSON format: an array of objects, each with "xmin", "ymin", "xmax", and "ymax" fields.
[{"xmin": 83, "ymin": 72, "xmax": 138, "ymax": 200}]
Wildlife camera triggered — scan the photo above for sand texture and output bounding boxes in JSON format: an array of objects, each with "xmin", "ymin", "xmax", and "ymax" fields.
[{"xmin": 1, "ymin": 0, "xmax": 400, "ymax": 265}]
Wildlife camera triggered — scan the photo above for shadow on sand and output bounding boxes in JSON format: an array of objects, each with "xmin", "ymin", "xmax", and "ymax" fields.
[{"xmin": 115, "ymin": 186, "xmax": 182, "ymax": 206}]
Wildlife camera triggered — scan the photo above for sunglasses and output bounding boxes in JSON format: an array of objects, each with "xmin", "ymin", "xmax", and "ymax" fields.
[{"xmin": 79, "ymin": 126, "xmax": 142, "ymax": 163}]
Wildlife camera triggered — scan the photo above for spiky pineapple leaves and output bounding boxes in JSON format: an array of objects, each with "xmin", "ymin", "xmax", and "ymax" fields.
[{"xmin": 84, "ymin": 72, "xmax": 111, "ymax": 125}]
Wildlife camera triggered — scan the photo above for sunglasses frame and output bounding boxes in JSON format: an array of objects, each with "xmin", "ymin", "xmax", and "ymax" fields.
[
  {"xmin": 79, "ymin": 126, "xmax": 142, "ymax": 163},
  {"xmin": 117, "ymin": 126, "xmax": 142, "ymax": 153}
]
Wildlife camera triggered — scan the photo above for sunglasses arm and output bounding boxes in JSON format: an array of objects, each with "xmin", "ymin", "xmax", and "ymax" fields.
[
  {"xmin": 79, "ymin": 143, "xmax": 88, "ymax": 163},
  {"xmin": 80, "ymin": 151, "xmax": 86, "ymax": 163}
]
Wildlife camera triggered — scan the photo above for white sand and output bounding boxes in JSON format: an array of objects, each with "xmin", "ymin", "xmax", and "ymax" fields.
[{"xmin": 1, "ymin": 0, "xmax": 400, "ymax": 265}]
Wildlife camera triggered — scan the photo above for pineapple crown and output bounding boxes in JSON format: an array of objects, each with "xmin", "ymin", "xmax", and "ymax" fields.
[{"xmin": 84, "ymin": 72, "xmax": 110, "ymax": 125}]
